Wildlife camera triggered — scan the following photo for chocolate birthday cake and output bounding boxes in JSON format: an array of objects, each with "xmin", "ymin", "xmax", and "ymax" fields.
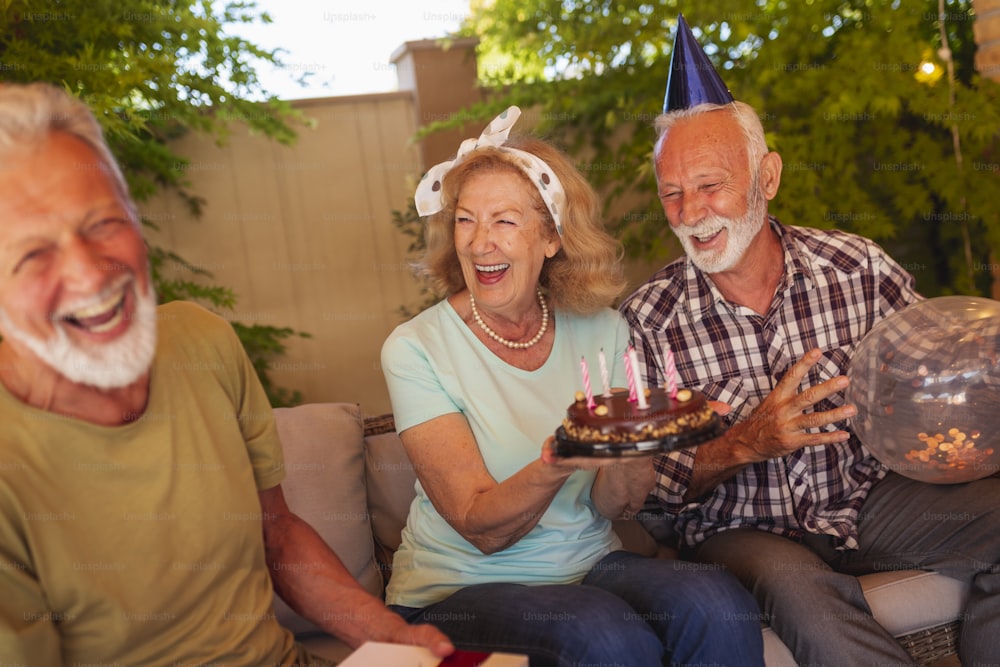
[{"xmin": 554, "ymin": 387, "xmax": 722, "ymax": 457}]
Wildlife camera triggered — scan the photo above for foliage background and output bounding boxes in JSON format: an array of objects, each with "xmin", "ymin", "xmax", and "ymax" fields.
[
  {"xmin": 0, "ymin": 0, "xmax": 307, "ymax": 405},
  {"xmin": 454, "ymin": 0, "xmax": 999, "ymax": 298}
]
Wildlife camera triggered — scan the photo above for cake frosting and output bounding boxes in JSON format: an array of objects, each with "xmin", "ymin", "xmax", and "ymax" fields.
[{"xmin": 560, "ymin": 387, "xmax": 717, "ymax": 444}]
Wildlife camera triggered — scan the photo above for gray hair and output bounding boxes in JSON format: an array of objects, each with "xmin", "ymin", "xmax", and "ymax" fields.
[
  {"xmin": 0, "ymin": 82, "xmax": 131, "ymax": 205},
  {"xmin": 653, "ymin": 101, "xmax": 769, "ymax": 175}
]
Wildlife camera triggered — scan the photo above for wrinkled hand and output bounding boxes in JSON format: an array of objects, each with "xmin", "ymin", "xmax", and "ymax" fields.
[
  {"xmin": 541, "ymin": 436, "xmax": 655, "ymax": 518},
  {"xmin": 731, "ymin": 348, "xmax": 855, "ymax": 461}
]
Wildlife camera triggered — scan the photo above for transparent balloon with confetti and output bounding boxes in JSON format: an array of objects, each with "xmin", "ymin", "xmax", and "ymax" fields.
[{"xmin": 846, "ymin": 296, "xmax": 1000, "ymax": 484}]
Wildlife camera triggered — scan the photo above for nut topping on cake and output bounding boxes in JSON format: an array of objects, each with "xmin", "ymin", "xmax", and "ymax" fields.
[{"xmin": 560, "ymin": 387, "xmax": 716, "ymax": 444}]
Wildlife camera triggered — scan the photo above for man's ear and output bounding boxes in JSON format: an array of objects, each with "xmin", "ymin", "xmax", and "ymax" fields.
[{"xmin": 759, "ymin": 151, "xmax": 783, "ymax": 201}]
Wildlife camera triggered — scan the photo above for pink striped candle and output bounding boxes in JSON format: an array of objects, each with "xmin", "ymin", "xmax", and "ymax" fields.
[
  {"xmin": 628, "ymin": 346, "xmax": 649, "ymax": 409},
  {"xmin": 580, "ymin": 356, "xmax": 596, "ymax": 410},
  {"xmin": 598, "ymin": 348, "xmax": 612, "ymax": 397},
  {"xmin": 665, "ymin": 344, "xmax": 679, "ymax": 399},
  {"xmin": 623, "ymin": 349, "xmax": 637, "ymax": 402}
]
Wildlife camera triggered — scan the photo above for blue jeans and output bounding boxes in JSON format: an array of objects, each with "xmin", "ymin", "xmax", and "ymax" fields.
[{"xmin": 390, "ymin": 549, "xmax": 764, "ymax": 667}]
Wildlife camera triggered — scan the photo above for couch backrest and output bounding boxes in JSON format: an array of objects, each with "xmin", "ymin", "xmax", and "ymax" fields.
[
  {"xmin": 361, "ymin": 413, "xmax": 418, "ymax": 579},
  {"xmin": 272, "ymin": 402, "xmax": 406, "ymax": 636}
]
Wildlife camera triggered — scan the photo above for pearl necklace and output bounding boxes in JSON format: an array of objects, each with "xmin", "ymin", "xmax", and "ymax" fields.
[{"xmin": 469, "ymin": 288, "xmax": 549, "ymax": 349}]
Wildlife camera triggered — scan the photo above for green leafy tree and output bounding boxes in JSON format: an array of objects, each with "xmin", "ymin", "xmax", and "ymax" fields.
[
  {"xmin": 459, "ymin": 0, "xmax": 1000, "ymax": 297},
  {"xmin": 0, "ymin": 0, "xmax": 308, "ymax": 405}
]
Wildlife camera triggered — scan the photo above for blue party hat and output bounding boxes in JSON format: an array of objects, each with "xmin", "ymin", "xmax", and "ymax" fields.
[{"xmin": 663, "ymin": 15, "xmax": 734, "ymax": 113}]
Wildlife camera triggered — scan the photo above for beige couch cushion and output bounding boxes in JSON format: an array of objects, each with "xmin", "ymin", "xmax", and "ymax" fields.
[
  {"xmin": 364, "ymin": 426, "xmax": 418, "ymax": 577},
  {"xmin": 272, "ymin": 402, "xmax": 382, "ymax": 636},
  {"xmin": 863, "ymin": 569, "xmax": 969, "ymax": 636}
]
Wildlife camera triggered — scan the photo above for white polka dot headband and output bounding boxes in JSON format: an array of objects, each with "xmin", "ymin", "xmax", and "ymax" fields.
[{"xmin": 413, "ymin": 106, "xmax": 565, "ymax": 237}]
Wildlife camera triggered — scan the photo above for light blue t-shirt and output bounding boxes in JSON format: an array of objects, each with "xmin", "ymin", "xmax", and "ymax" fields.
[{"xmin": 381, "ymin": 300, "xmax": 631, "ymax": 608}]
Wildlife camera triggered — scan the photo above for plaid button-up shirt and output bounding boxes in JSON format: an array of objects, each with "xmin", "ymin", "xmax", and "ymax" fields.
[{"xmin": 620, "ymin": 219, "xmax": 921, "ymax": 549}]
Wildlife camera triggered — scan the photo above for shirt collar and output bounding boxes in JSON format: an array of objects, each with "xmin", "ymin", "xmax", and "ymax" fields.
[{"xmin": 780, "ymin": 219, "xmax": 817, "ymax": 290}]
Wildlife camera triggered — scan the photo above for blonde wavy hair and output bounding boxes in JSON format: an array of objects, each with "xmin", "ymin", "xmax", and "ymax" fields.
[{"xmin": 416, "ymin": 136, "xmax": 626, "ymax": 315}]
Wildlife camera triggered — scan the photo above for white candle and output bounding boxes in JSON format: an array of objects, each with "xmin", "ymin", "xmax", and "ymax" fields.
[{"xmin": 598, "ymin": 348, "xmax": 612, "ymax": 397}]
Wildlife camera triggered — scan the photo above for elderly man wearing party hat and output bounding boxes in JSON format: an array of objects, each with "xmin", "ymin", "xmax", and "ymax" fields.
[
  {"xmin": 381, "ymin": 107, "xmax": 765, "ymax": 664},
  {"xmin": 621, "ymin": 15, "xmax": 1000, "ymax": 666}
]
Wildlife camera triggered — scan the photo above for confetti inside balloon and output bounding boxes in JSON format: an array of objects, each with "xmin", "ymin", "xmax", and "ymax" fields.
[{"xmin": 846, "ymin": 296, "xmax": 1000, "ymax": 484}]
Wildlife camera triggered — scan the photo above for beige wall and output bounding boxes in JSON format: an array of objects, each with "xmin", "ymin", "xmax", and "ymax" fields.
[
  {"xmin": 391, "ymin": 37, "xmax": 484, "ymax": 167},
  {"xmin": 144, "ymin": 92, "xmax": 425, "ymax": 415},
  {"xmin": 974, "ymin": 0, "xmax": 1000, "ymax": 81}
]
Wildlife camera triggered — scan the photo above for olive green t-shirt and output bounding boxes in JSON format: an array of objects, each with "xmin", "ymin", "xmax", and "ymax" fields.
[{"xmin": 0, "ymin": 301, "xmax": 320, "ymax": 666}]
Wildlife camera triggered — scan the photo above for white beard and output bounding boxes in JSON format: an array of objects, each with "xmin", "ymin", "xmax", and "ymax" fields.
[
  {"xmin": 0, "ymin": 282, "xmax": 158, "ymax": 390},
  {"xmin": 673, "ymin": 185, "xmax": 768, "ymax": 274}
]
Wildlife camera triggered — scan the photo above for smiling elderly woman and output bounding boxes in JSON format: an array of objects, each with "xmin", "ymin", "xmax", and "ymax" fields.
[{"xmin": 379, "ymin": 107, "xmax": 765, "ymax": 666}]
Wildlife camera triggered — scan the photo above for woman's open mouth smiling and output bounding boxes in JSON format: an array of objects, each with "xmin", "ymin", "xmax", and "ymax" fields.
[{"xmin": 475, "ymin": 263, "xmax": 509, "ymax": 284}]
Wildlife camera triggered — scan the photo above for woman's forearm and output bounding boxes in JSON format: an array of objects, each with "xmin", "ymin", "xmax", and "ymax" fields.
[{"xmin": 456, "ymin": 458, "xmax": 575, "ymax": 554}]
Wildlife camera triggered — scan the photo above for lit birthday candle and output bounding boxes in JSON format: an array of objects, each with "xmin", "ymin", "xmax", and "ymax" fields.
[
  {"xmin": 628, "ymin": 345, "xmax": 649, "ymax": 409},
  {"xmin": 580, "ymin": 356, "xmax": 596, "ymax": 410},
  {"xmin": 598, "ymin": 348, "xmax": 612, "ymax": 397},
  {"xmin": 664, "ymin": 344, "xmax": 679, "ymax": 399}
]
